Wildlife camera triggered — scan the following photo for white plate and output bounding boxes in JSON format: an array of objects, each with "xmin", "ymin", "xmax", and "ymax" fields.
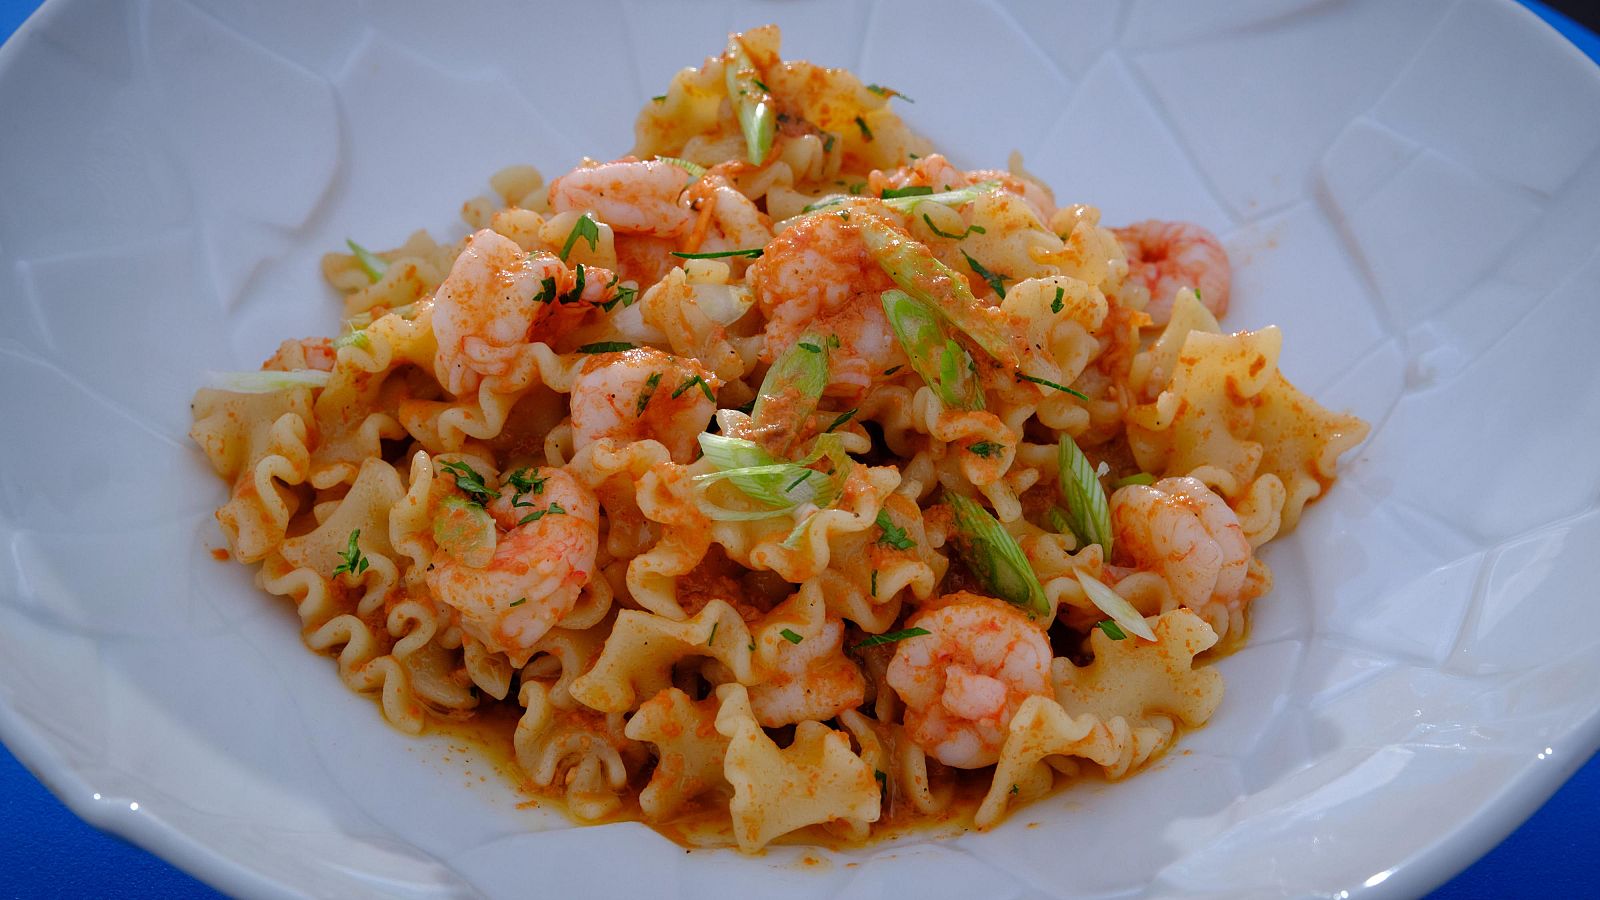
[{"xmin": 3, "ymin": 1, "xmax": 1598, "ymax": 897}]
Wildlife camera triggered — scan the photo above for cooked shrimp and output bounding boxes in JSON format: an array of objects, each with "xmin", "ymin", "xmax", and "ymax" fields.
[
  {"xmin": 548, "ymin": 157, "xmax": 695, "ymax": 237},
  {"xmin": 748, "ymin": 611, "xmax": 865, "ymax": 728},
  {"xmin": 684, "ymin": 169, "xmax": 773, "ymax": 252},
  {"xmin": 570, "ymin": 347, "xmax": 719, "ymax": 464},
  {"xmin": 432, "ymin": 229, "xmax": 619, "ymax": 396},
  {"xmin": 885, "ymin": 593, "xmax": 1053, "ymax": 768},
  {"xmin": 1110, "ymin": 476, "xmax": 1250, "ymax": 612},
  {"xmin": 426, "ymin": 466, "xmax": 600, "ymax": 668},
  {"xmin": 746, "ymin": 209, "xmax": 905, "ymax": 395},
  {"xmin": 1112, "ymin": 220, "xmax": 1230, "ymax": 325}
]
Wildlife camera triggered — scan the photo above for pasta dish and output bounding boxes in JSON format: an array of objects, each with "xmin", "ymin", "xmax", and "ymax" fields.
[{"xmin": 189, "ymin": 26, "xmax": 1367, "ymax": 851}]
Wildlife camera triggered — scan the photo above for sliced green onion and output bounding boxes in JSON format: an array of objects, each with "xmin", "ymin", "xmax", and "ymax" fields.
[
  {"xmin": 860, "ymin": 216, "xmax": 1016, "ymax": 366},
  {"xmin": 342, "ymin": 302, "xmax": 417, "ymax": 332},
  {"xmin": 655, "ymin": 156, "xmax": 707, "ymax": 178},
  {"xmin": 853, "ymin": 627, "xmax": 931, "ymax": 650},
  {"xmin": 346, "ymin": 239, "xmax": 388, "ymax": 283},
  {"xmin": 779, "ymin": 628, "xmax": 804, "ymax": 644},
  {"xmin": 693, "ymin": 433, "xmax": 851, "ymax": 520},
  {"xmin": 1114, "ymin": 473, "xmax": 1156, "ymax": 488},
  {"xmin": 944, "ymin": 492, "xmax": 1050, "ymax": 618},
  {"xmin": 1077, "ymin": 571, "xmax": 1156, "ymax": 641},
  {"xmin": 725, "ymin": 36, "xmax": 775, "ymax": 165},
  {"xmin": 1046, "ymin": 506, "xmax": 1072, "ymax": 536},
  {"xmin": 881, "ymin": 289, "xmax": 984, "ymax": 410},
  {"xmin": 332, "ymin": 330, "xmax": 370, "ymax": 351},
  {"xmin": 1056, "ymin": 435, "xmax": 1113, "ymax": 557},
  {"xmin": 1097, "ymin": 620, "xmax": 1127, "ymax": 640},
  {"xmin": 432, "ymin": 495, "xmax": 496, "ymax": 568},
  {"xmin": 881, "ymin": 185, "xmax": 934, "ymax": 200},
  {"xmin": 750, "ymin": 331, "xmax": 831, "ymax": 447},
  {"xmin": 204, "ymin": 370, "xmax": 331, "ymax": 394}
]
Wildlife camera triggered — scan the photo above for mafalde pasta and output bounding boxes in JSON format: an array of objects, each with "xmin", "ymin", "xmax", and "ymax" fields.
[{"xmin": 189, "ymin": 25, "xmax": 1367, "ymax": 850}]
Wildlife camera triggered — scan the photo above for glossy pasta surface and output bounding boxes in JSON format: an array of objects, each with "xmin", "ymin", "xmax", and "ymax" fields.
[{"xmin": 189, "ymin": 26, "xmax": 1367, "ymax": 851}]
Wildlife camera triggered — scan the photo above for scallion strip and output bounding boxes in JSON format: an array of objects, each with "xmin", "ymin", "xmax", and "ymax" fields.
[
  {"xmin": 1056, "ymin": 435, "xmax": 1113, "ymax": 557},
  {"xmin": 944, "ymin": 492, "xmax": 1050, "ymax": 618}
]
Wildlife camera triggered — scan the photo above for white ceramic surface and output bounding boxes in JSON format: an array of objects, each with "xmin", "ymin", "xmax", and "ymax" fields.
[{"xmin": 2, "ymin": 1, "xmax": 1598, "ymax": 897}]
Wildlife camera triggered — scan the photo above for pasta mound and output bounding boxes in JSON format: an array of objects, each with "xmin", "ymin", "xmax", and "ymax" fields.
[{"xmin": 190, "ymin": 25, "xmax": 1367, "ymax": 850}]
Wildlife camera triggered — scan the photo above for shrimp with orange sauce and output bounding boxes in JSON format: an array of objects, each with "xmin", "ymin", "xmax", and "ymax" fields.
[
  {"xmin": 548, "ymin": 157, "xmax": 696, "ymax": 237},
  {"xmin": 746, "ymin": 208, "xmax": 906, "ymax": 395},
  {"xmin": 869, "ymin": 153, "xmax": 1056, "ymax": 223},
  {"xmin": 1112, "ymin": 219, "xmax": 1231, "ymax": 325},
  {"xmin": 885, "ymin": 593, "xmax": 1053, "ymax": 768},
  {"xmin": 431, "ymin": 229, "xmax": 620, "ymax": 396},
  {"xmin": 569, "ymin": 347, "xmax": 719, "ymax": 464},
  {"xmin": 426, "ymin": 465, "xmax": 600, "ymax": 668},
  {"xmin": 1110, "ymin": 476, "xmax": 1251, "ymax": 612}
]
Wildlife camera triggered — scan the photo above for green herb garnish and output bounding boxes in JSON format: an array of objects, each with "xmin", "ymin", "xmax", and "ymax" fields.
[
  {"xmin": 578, "ymin": 341, "xmax": 636, "ymax": 354},
  {"xmin": 438, "ymin": 460, "xmax": 499, "ymax": 505},
  {"xmin": 346, "ymin": 239, "xmax": 388, "ymax": 283},
  {"xmin": 853, "ymin": 627, "xmax": 931, "ymax": 649},
  {"xmin": 517, "ymin": 502, "xmax": 567, "ymax": 525},
  {"xmin": 332, "ymin": 529, "xmax": 370, "ymax": 578},
  {"xmin": 780, "ymin": 628, "xmax": 804, "ymax": 645},
  {"xmin": 509, "ymin": 597, "xmax": 528, "ymax": 607},
  {"xmin": 875, "ymin": 509, "xmax": 915, "ymax": 550},
  {"xmin": 707, "ymin": 622, "xmax": 719, "ymax": 646},
  {"xmin": 559, "ymin": 213, "xmax": 599, "ymax": 261},
  {"xmin": 921, "ymin": 214, "xmax": 986, "ymax": 240},
  {"xmin": 881, "ymin": 185, "xmax": 934, "ymax": 200},
  {"xmin": 671, "ymin": 247, "xmax": 763, "ymax": 260},
  {"xmin": 961, "ymin": 249, "xmax": 1009, "ymax": 298},
  {"xmin": 968, "ymin": 441, "xmax": 1003, "ymax": 458},
  {"xmin": 1113, "ymin": 473, "xmax": 1156, "ymax": 488},
  {"xmin": 1097, "ymin": 620, "xmax": 1127, "ymax": 640},
  {"xmin": 1017, "ymin": 373, "xmax": 1089, "ymax": 400},
  {"xmin": 854, "ymin": 115, "xmax": 873, "ymax": 142},
  {"xmin": 1051, "ymin": 286, "xmax": 1065, "ymax": 313},
  {"xmin": 636, "ymin": 371, "xmax": 663, "ymax": 415},
  {"xmin": 671, "ymin": 374, "xmax": 715, "ymax": 402},
  {"xmin": 823, "ymin": 408, "xmax": 857, "ymax": 433},
  {"xmin": 865, "ymin": 84, "xmax": 914, "ymax": 102}
]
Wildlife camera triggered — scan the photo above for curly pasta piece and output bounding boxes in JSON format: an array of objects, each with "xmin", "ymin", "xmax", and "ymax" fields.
[
  {"xmin": 745, "ymin": 588, "xmax": 864, "ymax": 727},
  {"xmin": 515, "ymin": 679, "xmax": 642, "ymax": 821},
  {"xmin": 714, "ymin": 684, "xmax": 881, "ymax": 851},
  {"xmin": 1053, "ymin": 607, "xmax": 1224, "ymax": 727},
  {"xmin": 567, "ymin": 600, "xmax": 755, "ymax": 712},
  {"xmin": 624, "ymin": 687, "xmax": 730, "ymax": 821}
]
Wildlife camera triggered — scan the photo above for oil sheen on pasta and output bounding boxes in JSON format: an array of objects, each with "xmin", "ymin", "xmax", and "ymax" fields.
[{"xmin": 189, "ymin": 25, "xmax": 1368, "ymax": 852}]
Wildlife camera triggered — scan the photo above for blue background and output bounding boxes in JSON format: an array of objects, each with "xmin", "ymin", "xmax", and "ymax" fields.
[{"xmin": 0, "ymin": 0, "xmax": 1595, "ymax": 896}]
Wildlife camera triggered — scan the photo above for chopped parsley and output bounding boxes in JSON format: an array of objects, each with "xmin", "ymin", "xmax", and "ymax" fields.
[
  {"xmin": 517, "ymin": 502, "xmax": 567, "ymax": 525},
  {"xmin": 1097, "ymin": 620, "xmax": 1128, "ymax": 641},
  {"xmin": 848, "ymin": 182, "xmax": 867, "ymax": 195},
  {"xmin": 880, "ymin": 185, "xmax": 934, "ymax": 200},
  {"xmin": 1017, "ymin": 373, "xmax": 1089, "ymax": 400},
  {"xmin": 670, "ymin": 247, "xmax": 763, "ymax": 260},
  {"xmin": 671, "ymin": 374, "xmax": 715, "ymax": 402},
  {"xmin": 707, "ymin": 622, "xmax": 719, "ymax": 646},
  {"xmin": 853, "ymin": 627, "xmax": 931, "ymax": 649},
  {"xmin": 559, "ymin": 263, "xmax": 588, "ymax": 304},
  {"xmin": 1051, "ymin": 286, "xmax": 1065, "ymax": 314},
  {"xmin": 438, "ymin": 460, "xmax": 499, "ymax": 505},
  {"xmin": 968, "ymin": 441, "xmax": 1004, "ymax": 458},
  {"xmin": 854, "ymin": 115, "xmax": 873, "ymax": 142},
  {"xmin": 578, "ymin": 341, "xmax": 636, "ymax": 353},
  {"xmin": 559, "ymin": 213, "xmax": 600, "ymax": 261},
  {"xmin": 332, "ymin": 529, "xmax": 370, "ymax": 578},
  {"xmin": 961, "ymin": 250, "xmax": 1009, "ymax": 298},
  {"xmin": 636, "ymin": 371, "xmax": 663, "ymax": 414},
  {"xmin": 824, "ymin": 408, "xmax": 857, "ymax": 433},
  {"xmin": 506, "ymin": 467, "xmax": 546, "ymax": 507},
  {"xmin": 922, "ymin": 214, "xmax": 986, "ymax": 240},
  {"xmin": 875, "ymin": 510, "xmax": 915, "ymax": 550},
  {"xmin": 882, "ymin": 365, "xmax": 903, "ymax": 376},
  {"xmin": 780, "ymin": 628, "xmax": 804, "ymax": 645},
  {"xmin": 535, "ymin": 275, "xmax": 558, "ymax": 304},
  {"xmin": 601, "ymin": 283, "xmax": 639, "ymax": 311},
  {"xmin": 875, "ymin": 770, "xmax": 888, "ymax": 792},
  {"xmin": 1114, "ymin": 473, "xmax": 1157, "ymax": 488},
  {"xmin": 785, "ymin": 470, "xmax": 813, "ymax": 492},
  {"xmin": 823, "ymin": 133, "xmax": 836, "ymax": 154},
  {"xmin": 509, "ymin": 597, "xmax": 528, "ymax": 607},
  {"xmin": 870, "ymin": 570, "xmax": 878, "ymax": 596},
  {"xmin": 652, "ymin": 94, "xmax": 666, "ymax": 102},
  {"xmin": 798, "ymin": 341, "xmax": 822, "ymax": 353},
  {"xmin": 752, "ymin": 77, "xmax": 771, "ymax": 93},
  {"xmin": 1010, "ymin": 783, "xmax": 1019, "ymax": 795}
]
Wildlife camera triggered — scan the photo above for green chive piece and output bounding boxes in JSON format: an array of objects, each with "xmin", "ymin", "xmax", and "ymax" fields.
[{"xmin": 853, "ymin": 626, "xmax": 931, "ymax": 650}]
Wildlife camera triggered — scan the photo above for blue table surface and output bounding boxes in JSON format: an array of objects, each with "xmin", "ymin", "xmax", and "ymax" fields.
[{"xmin": 1, "ymin": 0, "xmax": 1596, "ymax": 896}]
